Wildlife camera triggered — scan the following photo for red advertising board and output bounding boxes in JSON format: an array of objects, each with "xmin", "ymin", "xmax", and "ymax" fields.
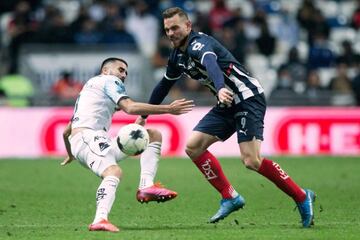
[{"xmin": 274, "ymin": 110, "xmax": 360, "ymax": 154}]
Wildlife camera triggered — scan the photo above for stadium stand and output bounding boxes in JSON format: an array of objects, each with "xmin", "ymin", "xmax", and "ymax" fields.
[{"xmin": 0, "ymin": 0, "xmax": 358, "ymax": 106}]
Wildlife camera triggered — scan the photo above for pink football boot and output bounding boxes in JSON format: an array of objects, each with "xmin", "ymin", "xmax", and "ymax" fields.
[
  {"xmin": 136, "ymin": 182, "xmax": 178, "ymax": 203},
  {"xmin": 88, "ymin": 219, "xmax": 120, "ymax": 232}
]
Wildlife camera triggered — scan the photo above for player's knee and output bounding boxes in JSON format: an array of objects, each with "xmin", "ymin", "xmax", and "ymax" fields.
[
  {"xmin": 147, "ymin": 128, "xmax": 162, "ymax": 143},
  {"xmin": 102, "ymin": 165, "xmax": 122, "ymax": 179},
  {"xmin": 241, "ymin": 153, "xmax": 261, "ymax": 171},
  {"xmin": 185, "ymin": 142, "xmax": 201, "ymax": 159}
]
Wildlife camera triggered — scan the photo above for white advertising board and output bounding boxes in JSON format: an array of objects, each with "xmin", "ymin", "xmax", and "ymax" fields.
[{"xmin": 0, "ymin": 107, "xmax": 359, "ymax": 158}]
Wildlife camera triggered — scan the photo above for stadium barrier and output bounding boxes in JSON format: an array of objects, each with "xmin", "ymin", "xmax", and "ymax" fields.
[
  {"xmin": 0, "ymin": 107, "xmax": 359, "ymax": 158},
  {"xmin": 19, "ymin": 44, "xmax": 155, "ymax": 103}
]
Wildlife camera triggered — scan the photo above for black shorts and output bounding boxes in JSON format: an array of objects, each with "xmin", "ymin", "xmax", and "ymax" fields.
[{"xmin": 193, "ymin": 93, "xmax": 266, "ymax": 143}]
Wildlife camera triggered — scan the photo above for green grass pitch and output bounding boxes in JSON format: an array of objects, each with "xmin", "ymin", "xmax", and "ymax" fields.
[{"xmin": 0, "ymin": 156, "xmax": 359, "ymax": 240}]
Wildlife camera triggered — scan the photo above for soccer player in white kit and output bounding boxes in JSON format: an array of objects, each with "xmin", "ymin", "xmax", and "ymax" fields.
[{"xmin": 61, "ymin": 57, "xmax": 194, "ymax": 232}]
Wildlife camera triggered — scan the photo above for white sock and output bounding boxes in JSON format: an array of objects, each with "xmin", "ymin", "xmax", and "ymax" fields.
[
  {"xmin": 139, "ymin": 142, "xmax": 161, "ymax": 189},
  {"xmin": 229, "ymin": 186, "xmax": 239, "ymax": 198},
  {"xmin": 93, "ymin": 176, "xmax": 119, "ymax": 224}
]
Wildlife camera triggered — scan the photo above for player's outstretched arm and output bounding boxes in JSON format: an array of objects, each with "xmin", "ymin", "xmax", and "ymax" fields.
[
  {"xmin": 168, "ymin": 98, "xmax": 195, "ymax": 115},
  {"xmin": 139, "ymin": 77, "xmax": 178, "ymax": 120},
  {"xmin": 118, "ymin": 98, "xmax": 194, "ymax": 116}
]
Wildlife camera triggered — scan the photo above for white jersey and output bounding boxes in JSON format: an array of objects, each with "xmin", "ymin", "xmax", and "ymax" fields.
[{"xmin": 71, "ymin": 74, "xmax": 128, "ymax": 131}]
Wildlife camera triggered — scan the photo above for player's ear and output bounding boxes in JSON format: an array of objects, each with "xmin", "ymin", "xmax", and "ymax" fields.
[
  {"xmin": 102, "ymin": 66, "xmax": 109, "ymax": 75},
  {"xmin": 186, "ymin": 20, "xmax": 191, "ymax": 30}
]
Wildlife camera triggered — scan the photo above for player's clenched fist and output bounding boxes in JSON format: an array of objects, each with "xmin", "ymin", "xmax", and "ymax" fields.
[{"xmin": 218, "ymin": 88, "xmax": 234, "ymax": 106}]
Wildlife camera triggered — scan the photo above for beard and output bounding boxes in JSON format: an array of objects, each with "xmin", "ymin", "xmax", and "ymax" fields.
[{"xmin": 170, "ymin": 34, "xmax": 188, "ymax": 48}]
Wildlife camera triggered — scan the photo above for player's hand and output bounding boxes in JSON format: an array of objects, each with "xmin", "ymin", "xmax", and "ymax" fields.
[
  {"xmin": 135, "ymin": 116, "xmax": 146, "ymax": 126},
  {"xmin": 61, "ymin": 156, "xmax": 75, "ymax": 166},
  {"xmin": 169, "ymin": 98, "xmax": 195, "ymax": 115},
  {"xmin": 218, "ymin": 88, "xmax": 233, "ymax": 106}
]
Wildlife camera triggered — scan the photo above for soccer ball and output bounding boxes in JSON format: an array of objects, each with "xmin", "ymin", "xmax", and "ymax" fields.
[{"xmin": 116, "ymin": 124, "xmax": 149, "ymax": 156}]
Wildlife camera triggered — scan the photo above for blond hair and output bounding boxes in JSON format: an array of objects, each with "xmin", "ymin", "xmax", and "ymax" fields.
[{"xmin": 162, "ymin": 7, "xmax": 189, "ymax": 20}]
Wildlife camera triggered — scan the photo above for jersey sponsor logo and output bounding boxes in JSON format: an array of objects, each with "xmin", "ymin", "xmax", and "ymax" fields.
[
  {"xmin": 190, "ymin": 39, "xmax": 205, "ymax": 51},
  {"xmin": 192, "ymin": 42, "xmax": 205, "ymax": 51},
  {"xmin": 201, "ymin": 159, "xmax": 217, "ymax": 180}
]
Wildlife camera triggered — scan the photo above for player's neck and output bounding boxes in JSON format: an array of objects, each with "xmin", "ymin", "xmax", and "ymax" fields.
[
  {"xmin": 179, "ymin": 32, "xmax": 191, "ymax": 52},
  {"xmin": 179, "ymin": 40, "xmax": 188, "ymax": 52}
]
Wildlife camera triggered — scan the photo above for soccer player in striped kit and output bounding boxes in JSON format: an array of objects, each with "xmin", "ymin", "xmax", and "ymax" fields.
[{"xmin": 140, "ymin": 7, "xmax": 315, "ymax": 227}]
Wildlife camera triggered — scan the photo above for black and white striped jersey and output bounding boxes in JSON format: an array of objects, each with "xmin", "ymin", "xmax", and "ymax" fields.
[{"xmin": 164, "ymin": 31, "xmax": 264, "ymax": 105}]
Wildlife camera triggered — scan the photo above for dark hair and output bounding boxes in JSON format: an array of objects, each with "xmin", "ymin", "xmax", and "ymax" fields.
[
  {"xmin": 60, "ymin": 70, "xmax": 72, "ymax": 79},
  {"xmin": 162, "ymin": 7, "xmax": 189, "ymax": 20},
  {"xmin": 100, "ymin": 57, "xmax": 128, "ymax": 71}
]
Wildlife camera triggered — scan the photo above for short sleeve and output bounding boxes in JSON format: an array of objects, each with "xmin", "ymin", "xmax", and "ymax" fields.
[{"xmin": 104, "ymin": 76, "xmax": 129, "ymax": 103}]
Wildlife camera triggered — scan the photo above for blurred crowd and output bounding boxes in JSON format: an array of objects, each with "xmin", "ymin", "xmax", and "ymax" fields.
[{"xmin": 0, "ymin": 0, "xmax": 359, "ymax": 106}]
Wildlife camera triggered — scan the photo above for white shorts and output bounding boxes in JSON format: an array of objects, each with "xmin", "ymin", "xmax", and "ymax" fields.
[{"xmin": 69, "ymin": 129, "xmax": 128, "ymax": 177}]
